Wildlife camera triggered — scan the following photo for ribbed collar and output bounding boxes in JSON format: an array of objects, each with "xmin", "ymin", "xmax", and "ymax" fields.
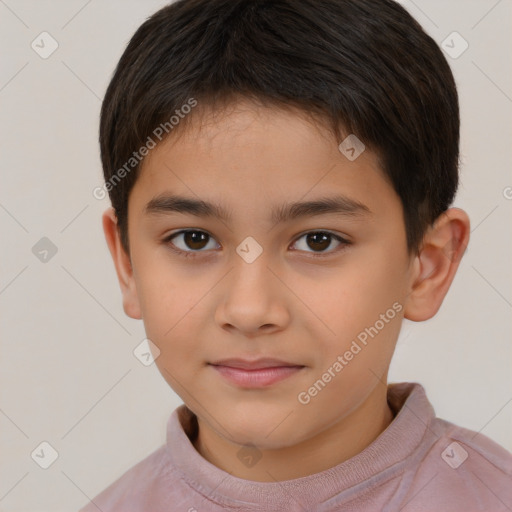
[{"xmin": 165, "ymin": 382, "xmax": 438, "ymax": 510}]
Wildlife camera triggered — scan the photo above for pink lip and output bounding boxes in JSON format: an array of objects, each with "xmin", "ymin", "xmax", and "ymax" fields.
[{"xmin": 209, "ymin": 358, "xmax": 305, "ymax": 388}]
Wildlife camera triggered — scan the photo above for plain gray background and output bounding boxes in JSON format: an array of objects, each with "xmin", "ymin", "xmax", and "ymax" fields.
[{"xmin": 1, "ymin": 0, "xmax": 511, "ymax": 510}]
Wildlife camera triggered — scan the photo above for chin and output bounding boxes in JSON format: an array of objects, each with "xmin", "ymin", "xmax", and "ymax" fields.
[
  {"xmin": 218, "ymin": 413, "xmax": 301, "ymax": 450},
  {"xmin": 229, "ymin": 430, "xmax": 296, "ymax": 451}
]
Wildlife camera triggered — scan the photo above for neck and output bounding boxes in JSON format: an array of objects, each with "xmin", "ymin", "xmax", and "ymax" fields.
[{"xmin": 192, "ymin": 384, "xmax": 395, "ymax": 482}]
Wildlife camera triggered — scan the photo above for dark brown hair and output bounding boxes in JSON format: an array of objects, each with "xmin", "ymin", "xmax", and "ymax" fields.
[{"xmin": 99, "ymin": 0, "xmax": 460, "ymax": 255}]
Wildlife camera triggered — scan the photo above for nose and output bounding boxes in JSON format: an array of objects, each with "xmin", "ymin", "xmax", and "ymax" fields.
[{"xmin": 214, "ymin": 255, "xmax": 291, "ymax": 337}]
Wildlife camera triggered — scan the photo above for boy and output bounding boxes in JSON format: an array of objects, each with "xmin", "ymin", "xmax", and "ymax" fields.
[{"xmin": 81, "ymin": 0, "xmax": 512, "ymax": 510}]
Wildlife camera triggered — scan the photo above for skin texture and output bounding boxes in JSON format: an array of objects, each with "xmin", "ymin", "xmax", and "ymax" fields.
[{"xmin": 103, "ymin": 99, "xmax": 470, "ymax": 482}]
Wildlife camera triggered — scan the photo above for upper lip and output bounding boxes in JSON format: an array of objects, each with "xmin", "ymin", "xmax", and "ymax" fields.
[{"xmin": 209, "ymin": 358, "xmax": 304, "ymax": 370}]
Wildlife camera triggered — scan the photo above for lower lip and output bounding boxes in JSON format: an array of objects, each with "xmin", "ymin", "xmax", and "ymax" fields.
[{"xmin": 210, "ymin": 365, "xmax": 304, "ymax": 388}]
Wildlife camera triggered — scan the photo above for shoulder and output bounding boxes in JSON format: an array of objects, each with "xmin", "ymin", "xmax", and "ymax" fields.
[
  {"xmin": 401, "ymin": 417, "xmax": 512, "ymax": 512},
  {"xmin": 78, "ymin": 444, "xmax": 182, "ymax": 512}
]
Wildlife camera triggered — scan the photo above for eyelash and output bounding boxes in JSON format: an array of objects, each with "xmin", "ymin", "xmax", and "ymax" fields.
[{"xmin": 162, "ymin": 229, "xmax": 351, "ymax": 259}]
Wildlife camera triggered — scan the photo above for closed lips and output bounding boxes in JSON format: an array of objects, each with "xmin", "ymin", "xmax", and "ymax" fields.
[{"xmin": 209, "ymin": 358, "xmax": 305, "ymax": 370}]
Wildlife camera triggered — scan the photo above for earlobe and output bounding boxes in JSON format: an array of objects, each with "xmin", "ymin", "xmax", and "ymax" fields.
[
  {"xmin": 404, "ymin": 208, "xmax": 470, "ymax": 322},
  {"xmin": 102, "ymin": 207, "xmax": 142, "ymax": 320}
]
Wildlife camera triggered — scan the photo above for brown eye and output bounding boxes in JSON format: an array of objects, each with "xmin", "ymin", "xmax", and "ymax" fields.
[
  {"xmin": 182, "ymin": 231, "xmax": 209, "ymax": 250},
  {"xmin": 165, "ymin": 230, "xmax": 219, "ymax": 256},
  {"xmin": 306, "ymin": 232, "xmax": 331, "ymax": 251},
  {"xmin": 291, "ymin": 231, "xmax": 349, "ymax": 256}
]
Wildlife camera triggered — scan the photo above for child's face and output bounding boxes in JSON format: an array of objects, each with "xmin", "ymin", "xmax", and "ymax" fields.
[{"xmin": 123, "ymin": 99, "xmax": 415, "ymax": 448}]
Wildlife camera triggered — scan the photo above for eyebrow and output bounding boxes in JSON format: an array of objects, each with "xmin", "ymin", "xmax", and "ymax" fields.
[{"xmin": 144, "ymin": 193, "xmax": 372, "ymax": 224}]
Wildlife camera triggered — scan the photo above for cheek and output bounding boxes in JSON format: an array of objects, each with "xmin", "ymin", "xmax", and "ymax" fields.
[
  {"xmin": 133, "ymin": 244, "xmax": 190, "ymax": 318},
  {"xmin": 133, "ymin": 259, "xmax": 215, "ymax": 378},
  {"xmin": 132, "ymin": 253, "xmax": 190, "ymax": 342},
  {"xmin": 295, "ymin": 251, "xmax": 405, "ymax": 358}
]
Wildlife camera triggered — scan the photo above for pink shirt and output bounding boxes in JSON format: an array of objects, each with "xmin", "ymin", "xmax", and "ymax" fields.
[{"xmin": 79, "ymin": 382, "xmax": 512, "ymax": 511}]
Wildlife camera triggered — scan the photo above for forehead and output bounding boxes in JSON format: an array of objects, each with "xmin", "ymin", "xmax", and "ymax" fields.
[
  {"xmin": 147, "ymin": 100, "xmax": 341, "ymax": 167},
  {"xmin": 131, "ymin": 100, "xmax": 399, "ymax": 222}
]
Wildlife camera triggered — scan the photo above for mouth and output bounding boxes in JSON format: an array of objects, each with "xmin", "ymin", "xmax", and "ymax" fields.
[{"xmin": 208, "ymin": 358, "xmax": 305, "ymax": 388}]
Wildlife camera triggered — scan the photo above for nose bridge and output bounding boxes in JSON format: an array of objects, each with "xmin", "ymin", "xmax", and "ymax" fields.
[
  {"xmin": 229, "ymin": 238, "xmax": 276, "ymax": 294},
  {"xmin": 215, "ymin": 240, "xmax": 288, "ymax": 332}
]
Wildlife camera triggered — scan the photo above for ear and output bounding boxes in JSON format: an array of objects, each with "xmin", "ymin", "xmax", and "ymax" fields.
[
  {"xmin": 404, "ymin": 207, "xmax": 470, "ymax": 322},
  {"xmin": 102, "ymin": 207, "xmax": 142, "ymax": 320}
]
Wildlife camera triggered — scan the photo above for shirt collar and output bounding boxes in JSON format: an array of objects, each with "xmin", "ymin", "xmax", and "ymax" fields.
[{"xmin": 165, "ymin": 382, "xmax": 438, "ymax": 509}]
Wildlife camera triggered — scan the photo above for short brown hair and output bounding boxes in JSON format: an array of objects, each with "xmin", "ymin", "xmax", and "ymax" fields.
[{"xmin": 99, "ymin": 0, "xmax": 460, "ymax": 255}]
